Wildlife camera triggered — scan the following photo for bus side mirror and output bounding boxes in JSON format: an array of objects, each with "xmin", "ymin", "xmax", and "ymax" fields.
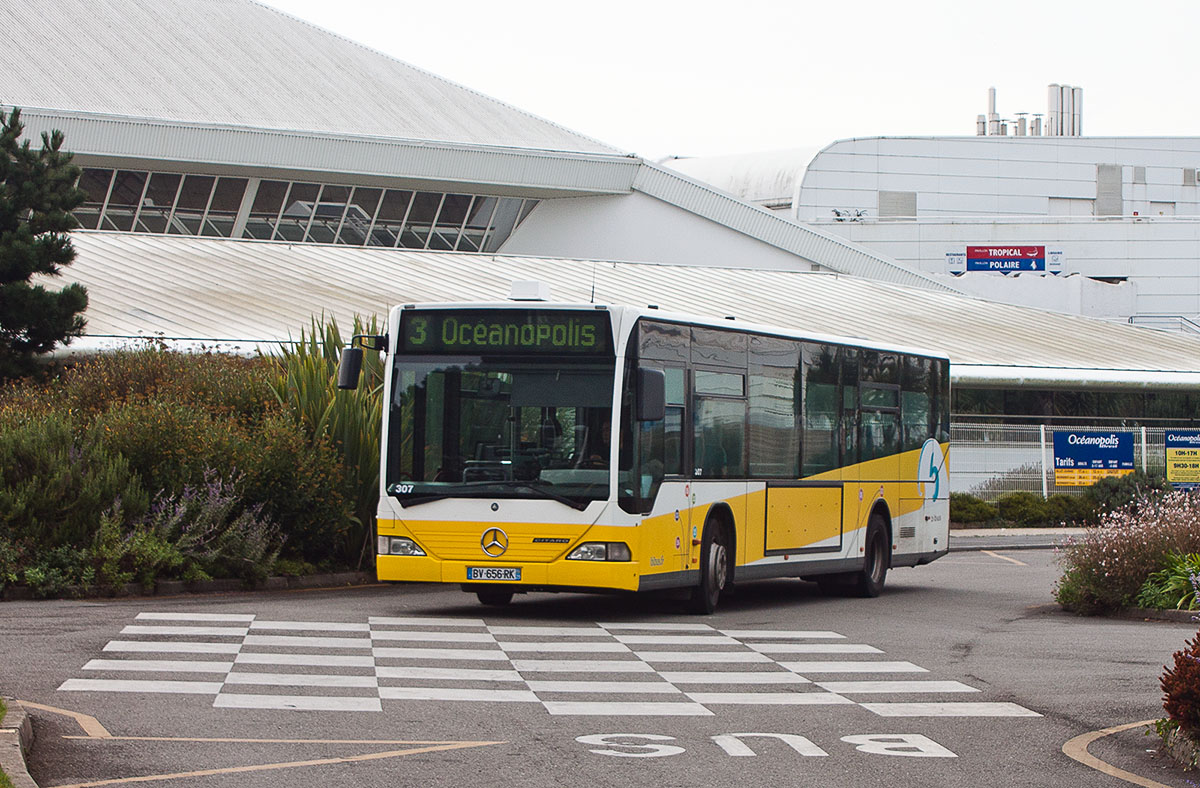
[
  {"xmin": 338, "ymin": 346, "xmax": 363, "ymax": 390},
  {"xmin": 636, "ymin": 367, "xmax": 666, "ymax": 421}
]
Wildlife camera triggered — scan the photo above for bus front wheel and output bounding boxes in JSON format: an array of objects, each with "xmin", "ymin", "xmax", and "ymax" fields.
[
  {"xmin": 688, "ymin": 522, "xmax": 730, "ymax": 614},
  {"xmin": 852, "ymin": 515, "xmax": 890, "ymax": 598}
]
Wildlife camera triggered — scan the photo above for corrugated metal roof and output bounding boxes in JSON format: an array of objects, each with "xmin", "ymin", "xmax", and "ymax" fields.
[
  {"xmin": 0, "ymin": 0, "xmax": 617, "ymax": 155},
  {"xmin": 42, "ymin": 233, "xmax": 1200, "ymax": 387}
]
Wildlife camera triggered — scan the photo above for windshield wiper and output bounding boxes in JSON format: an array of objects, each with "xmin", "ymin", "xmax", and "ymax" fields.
[{"xmin": 387, "ymin": 479, "xmax": 592, "ymax": 511}]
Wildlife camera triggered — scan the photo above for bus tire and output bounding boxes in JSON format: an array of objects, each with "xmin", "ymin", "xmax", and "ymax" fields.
[
  {"xmin": 852, "ymin": 515, "xmax": 890, "ymax": 598},
  {"xmin": 688, "ymin": 520, "xmax": 730, "ymax": 614},
  {"xmin": 476, "ymin": 588, "xmax": 514, "ymax": 607}
]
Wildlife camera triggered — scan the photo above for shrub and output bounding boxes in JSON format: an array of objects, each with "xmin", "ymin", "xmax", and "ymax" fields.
[
  {"xmin": 1056, "ymin": 491, "xmax": 1200, "ymax": 614},
  {"xmin": 950, "ymin": 493, "xmax": 997, "ymax": 523},
  {"xmin": 1137, "ymin": 554, "xmax": 1200, "ymax": 611},
  {"xmin": 1086, "ymin": 471, "xmax": 1171, "ymax": 515},
  {"xmin": 1162, "ymin": 631, "xmax": 1200, "ymax": 736},
  {"xmin": 996, "ymin": 492, "xmax": 1048, "ymax": 524},
  {"xmin": 0, "ymin": 412, "xmax": 147, "ymax": 546},
  {"xmin": 1044, "ymin": 494, "xmax": 1095, "ymax": 525},
  {"xmin": 266, "ymin": 315, "xmax": 382, "ymax": 566}
]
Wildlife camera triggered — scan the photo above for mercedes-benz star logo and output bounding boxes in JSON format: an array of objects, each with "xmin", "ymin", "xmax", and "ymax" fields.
[{"xmin": 481, "ymin": 527, "xmax": 509, "ymax": 557}]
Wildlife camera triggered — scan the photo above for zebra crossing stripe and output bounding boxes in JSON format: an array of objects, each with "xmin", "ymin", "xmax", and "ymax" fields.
[
  {"xmin": 524, "ymin": 680, "xmax": 680, "ymax": 694},
  {"xmin": 121, "ymin": 625, "xmax": 249, "ymax": 637},
  {"xmin": 223, "ymin": 672, "xmax": 380, "ymax": 688},
  {"xmin": 780, "ymin": 661, "xmax": 928, "ymax": 674},
  {"xmin": 104, "ymin": 641, "xmax": 241, "ymax": 654},
  {"xmin": 685, "ymin": 691, "xmax": 855, "ymax": 705},
  {"xmin": 213, "ymin": 694, "xmax": 381, "ymax": 712},
  {"xmin": 747, "ymin": 643, "xmax": 883, "ymax": 654},
  {"xmin": 375, "ymin": 666, "xmax": 523, "ymax": 682},
  {"xmin": 658, "ymin": 671, "xmax": 809, "ymax": 684},
  {"xmin": 234, "ymin": 653, "xmax": 375, "ymax": 667},
  {"xmin": 249, "ymin": 620, "xmax": 370, "ymax": 632},
  {"xmin": 83, "ymin": 659, "xmax": 233, "ymax": 673},
  {"xmin": 861, "ymin": 702, "xmax": 1041, "ymax": 717},
  {"xmin": 59, "ymin": 679, "xmax": 223, "ymax": 694},
  {"xmin": 816, "ymin": 680, "xmax": 980, "ymax": 694},
  {"xmin": 135, "ymin": 613, "xmax": 254, "ymax": 622},
  {"xmin": 543, "ymin": 701, "xmax": 712, "ymax": 716},
  {"xmin": 378, "ymin": 687, "xmax": 539, "ymax": 703}
]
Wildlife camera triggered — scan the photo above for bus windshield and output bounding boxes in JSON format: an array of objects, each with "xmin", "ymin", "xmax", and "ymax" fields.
[{"xmin": 386, "ymin": 357, "xmax": 615, "ymax": 507}]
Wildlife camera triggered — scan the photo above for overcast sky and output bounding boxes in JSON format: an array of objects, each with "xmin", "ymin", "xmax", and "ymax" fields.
[{"xmin": 264, "ymin": 0, "xmax": 1198, "ymax": 161}]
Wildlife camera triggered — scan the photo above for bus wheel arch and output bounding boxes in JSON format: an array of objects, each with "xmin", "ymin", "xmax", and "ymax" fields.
[{"xmin": 688, "ymin": 505, "xmax": 735, "ymax": 614}]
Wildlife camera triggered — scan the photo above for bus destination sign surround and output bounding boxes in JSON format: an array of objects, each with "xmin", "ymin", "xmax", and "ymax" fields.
[
  {"xmin": 401, "ymin": 309, "xmax": 612, "ymax": 355},
  {"xmin": 1052, "ymin": 430, "xmax": 1134, "ymax": 486}
]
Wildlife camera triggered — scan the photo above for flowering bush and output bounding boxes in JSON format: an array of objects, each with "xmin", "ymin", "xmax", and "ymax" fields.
[{"xmin": 1056, "ymin": 491, "xmax": 1200, "ymax": 614}]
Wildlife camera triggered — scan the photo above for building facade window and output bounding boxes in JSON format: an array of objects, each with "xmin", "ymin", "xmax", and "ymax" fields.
[{"xmin": 73, "ymin": 168, "xmax": 537, "ymax": 253}]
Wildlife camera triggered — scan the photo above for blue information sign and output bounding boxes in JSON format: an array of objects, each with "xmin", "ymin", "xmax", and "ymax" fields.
[{"xmin": 1052, "ymin": 431, "xmax": 1134, "ymax": 486}]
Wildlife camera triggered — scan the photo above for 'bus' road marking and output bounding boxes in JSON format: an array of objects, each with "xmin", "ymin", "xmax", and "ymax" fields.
[{"xmin": 982, "ymin": 550, "xmax": 1029, "ymax": 566}]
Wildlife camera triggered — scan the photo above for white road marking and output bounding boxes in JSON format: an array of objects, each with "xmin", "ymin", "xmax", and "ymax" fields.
[
  {"xmin": 659, "ymin": 671, "xmax": 810, "ymax": 684},
  {"xmin": 614, "ymin": 635, "xmax": 739, "ymax": 645},
  {"xmin": 817, "ymin": 680, "xmax": 981, "ymax": 694},
  {"xmin": 83, "ymin": 659, "xmax": 233, "ymax": 673},
  {"xmin": 369, "ymin": 616, "xmax": 485, "ymax": 627},
  {"xmin": 213, "ymin": 694, "xmax": 381, "ymax": 712},
  {"xmin": 378, "ymin": 687, "xmax": 539, "ymax": 702},
  {"xmin": 599, "ymin": 623, "xmax": 716, "ymax": 631},
  {"xmin": 747, "ymin": 643, "xmax": 883, "ymax": 654},
  {"xmin": 223, "ymin": 672, "xmax": 379, "ymax": 688},
  {"xmin": 499, "ymin": 641, "xmax": 631, "ymax": 653},
  {"xmin": 861, "ymin": 702, "xmax": 1041, "ymax": 717},
  {"xmin": 242, "ymin": 635, "xmax": 372, "ymax": 649},
  {"xmin": 135, "ymin": 613, "xmax": 255, "ymax": 622},
  {"xmin": 372, "ymin": 647, "xmax": 509, "ymax": 661},
  {"xmin": 58, "ymin": 678, "xmax": 223, "ymax": 694},
  {"xmin": 249, "ymin": 620, "xmax": 370, "ymax": 632},
  {"xmin": 525, "ymin": 680, "xmax": 680, "ymax": 694},
  {"xmin": 686, "ymin": 691, "xmax": 855, "ymax": 705},
  {"xmin": 543, "ymin": 701, "xmax": 712, "ymax": 716},
  {"xmin": 488, "ymin": 626, "xmax": 609, "ymax": 636},
  {"xmin": 511, "ymin": 659, "xmax": 655, "ymax": 673},
  {"xmin": 375, "ymin": 666, "xmax": 524, "ymax": 682},
  {"xmin": 370, "ymin": 630, "xmax": 497, "ymax": 643},
  {"xmin": 718, "ymin": 630, "xmax": 844, "ymax": 639},
  {"xmin": 635, "ymin": 651, "xmax": 772, "ymax": 663},
  {"xmin": 235, "ymin": 653, "xmax": 375, "ymax": 668},
  {"xmin": 781, "ymin": 661, "xmax": 928, "ymax": 674},
  {"xmin": 104, "ymin": 641, "xmax": 241, "ymax": 655},
  {"xmin": 120, "ymin": 625, "xmax": 249, "ymax": 637}
]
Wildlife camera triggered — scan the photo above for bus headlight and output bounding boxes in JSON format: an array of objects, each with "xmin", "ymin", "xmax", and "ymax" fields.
[
  {"xmin": 567, "ymin": 542, "xmax": 632, "ymax": 562},
  {"xmin": 377, "ymin": 536, "xmax": 426, "ymax": 556}
]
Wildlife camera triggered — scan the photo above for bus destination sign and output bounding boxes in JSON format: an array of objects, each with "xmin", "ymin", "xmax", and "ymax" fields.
[{"xmin": 401, "ymin": 309, "xmax": 612, "ymax": 355}]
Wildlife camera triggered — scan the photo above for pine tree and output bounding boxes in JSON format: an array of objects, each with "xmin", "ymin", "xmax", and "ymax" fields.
[{"xmin": 0, "ymin": 106, "xmax": 88, "ymax": 379}]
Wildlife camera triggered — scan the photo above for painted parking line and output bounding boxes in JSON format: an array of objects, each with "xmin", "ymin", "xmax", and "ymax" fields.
[{"xmin": 981, "ymin": 550, "xmax": 1029, "ymax": 566}]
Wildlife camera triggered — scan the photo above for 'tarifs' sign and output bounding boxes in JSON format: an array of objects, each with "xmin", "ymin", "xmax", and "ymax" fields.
[
  {"xmin": 966, "ymin": 246, "xmax": 1045, "ymax": 272},
  {"xmin": 1052, "ymin": 431, "xmax": 1134, "ymax": 486}
]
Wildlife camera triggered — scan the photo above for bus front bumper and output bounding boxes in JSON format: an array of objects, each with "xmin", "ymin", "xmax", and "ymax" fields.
[{"xmin": 376, "ymin": 554, "xmax": 641, "ymax": 592}]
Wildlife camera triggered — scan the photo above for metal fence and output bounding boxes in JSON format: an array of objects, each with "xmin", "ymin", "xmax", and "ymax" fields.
[{"xmin": 950, "ymin": 424, "xmax": 1169, "ymax": 501}]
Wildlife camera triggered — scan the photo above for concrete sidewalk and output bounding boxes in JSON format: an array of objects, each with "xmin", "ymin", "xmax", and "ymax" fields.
[
  {"xmin": 949, "ymin": 526, "xmax": 1090, "ymax": 551},
  {"xmin": 1, "ymin": 701, "xmax": 37, "ymax": 788}
]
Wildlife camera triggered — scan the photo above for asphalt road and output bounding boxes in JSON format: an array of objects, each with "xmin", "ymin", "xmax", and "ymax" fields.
[{"xmin": 1, "ymin": 549, "xmax": 1196, "ymax": 788}]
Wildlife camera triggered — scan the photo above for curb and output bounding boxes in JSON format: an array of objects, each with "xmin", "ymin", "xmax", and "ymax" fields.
[
  {"xmin": 0, "ymin": 700, "xmax": 38, "ymax": 788},
  {"xmin": 1114, "ymin": 607, "xmax": 1199, "ymax": 624},
  {"xmin": 1, "ymin": 571, "xmax": 376, "ymax": 602}
]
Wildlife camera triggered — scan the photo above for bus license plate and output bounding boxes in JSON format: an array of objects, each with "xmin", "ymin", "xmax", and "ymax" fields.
[{"xmin": 467, "ymin": 566, "xmax": 521, "ymax": 582}]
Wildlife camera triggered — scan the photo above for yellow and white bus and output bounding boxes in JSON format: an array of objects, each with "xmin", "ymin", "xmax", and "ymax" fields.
[{"xmin": 340, "ymin": 298, "xmax": 950, "ymax": 612}]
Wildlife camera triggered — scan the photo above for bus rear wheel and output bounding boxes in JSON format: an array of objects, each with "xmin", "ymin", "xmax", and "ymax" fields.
[
  {"xmin": 852, "ymin": 515, "xmax": 890, "ymax": 598},
  {"xmin": 688, "ymin": 521, "xmax": 730, "ymax": 614},
  {"xmin": 476, "ymin": 588, "xmax": 514, "ymax": 607}
]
